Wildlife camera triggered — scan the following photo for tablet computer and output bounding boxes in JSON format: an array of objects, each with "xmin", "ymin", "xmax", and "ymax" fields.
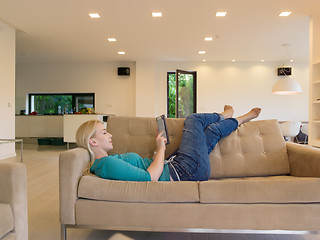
[{"xmin": 156, "ymin": 114, "xmax": 170, "ymax": 144}]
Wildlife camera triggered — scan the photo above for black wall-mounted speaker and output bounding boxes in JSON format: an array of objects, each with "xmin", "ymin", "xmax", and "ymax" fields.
[
  {"xmin": 103, "ymin": 116, "xmax": 109, "ymax": 122},
  {"xmin": 118, "ymin": 67, "xmax": 130, "ymax": 76},
  {"xmin": 277, "ymin": 67, "xmax": 292, "ymax": 76}
]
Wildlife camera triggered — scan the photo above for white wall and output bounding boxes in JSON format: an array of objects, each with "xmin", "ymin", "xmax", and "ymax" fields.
[
  {"xmin": 153, "ymin": 61, "xmax": 309, "ymax": 121},
  {"xmin": 0, "ymin": 20, "xmax": 15, "ymax": 160},
  {"xmin": 16, "ymin": 62, "xmax": 136, "ymax": 117},
  {"xmin": 16, "ymin": 60, "xmax": 309, "ymax": 123},
  {"xmin": 135, "ymin": 61, "xmax": 156, "ymax": 117}
]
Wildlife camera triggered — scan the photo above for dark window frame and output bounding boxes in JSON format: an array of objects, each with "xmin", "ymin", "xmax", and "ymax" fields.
[{"xmin": 28, "ymin": 93, "xmax": 95, "ymax": 115}]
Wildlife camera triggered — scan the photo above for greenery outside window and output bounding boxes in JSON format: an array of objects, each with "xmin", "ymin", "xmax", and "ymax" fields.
[
  {"xmin": 28, "ymin": 93, "xmax": 95, "ymax": 115},
  {"xmin": 167, "ymin": 70, "xmax": 197, "ymax": 118},
  {"xmin": 167, "ymin": 73, "xmax": 177, "ymax": 118}
]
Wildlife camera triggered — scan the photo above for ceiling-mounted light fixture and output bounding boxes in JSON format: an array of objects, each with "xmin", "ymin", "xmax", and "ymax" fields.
[
  {"xmin": 272, "ymin": 44, "xmax": 302, "ymax": 95},
  {"xmin": 88, "ymin": 13, "xmax": 100, "ymax": 19},
  {"xmin": 279, "ymin": 12, "xmax": 291, "ymax": 17},
  {"xmin": 216, "ymin": 12, "xmax": 227, "ymax": 17},
  {"xmin": 152, "ymin": 12, "xmax": 162, "ymax": 17}
]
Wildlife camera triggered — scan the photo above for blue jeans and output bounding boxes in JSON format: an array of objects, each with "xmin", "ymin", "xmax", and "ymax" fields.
[{"xmin": 168, "ymin": 113, "xmax": 238, "ymax": 181}]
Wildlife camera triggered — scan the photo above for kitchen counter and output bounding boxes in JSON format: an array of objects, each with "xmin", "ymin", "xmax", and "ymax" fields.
[
  {"xmin": 16, "ymin": 114, "xmax": 114, "ymax": 141},
  {"xmin": 16, "ymin": 115, "xmax": 63, "ymax": 138}
]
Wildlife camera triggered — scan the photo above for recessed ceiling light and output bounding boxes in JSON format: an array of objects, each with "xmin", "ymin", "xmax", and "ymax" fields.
[
  {"xmin": 89, "ymin": 13, "xmax": 100, "ymax": 19},
  {"xmin": 204, "ymin": 37, "xmax": 213, "ymax": 41},
  {"xmin": 232, "ymin": 59, "xmax": 236, "ymax": 62},
  {"xmin": 279, "ymin": 12, "xmax": 291, "ymax": 17},
  {"xmin": 152, "ymin": 12, "xmax": 162, "ymax": 17},
  {"xmin": 203, "ymin": 60, "xmax": 206, "ymax": 62},
  {"xmin": 290, "ymin": 59, "xmax": 294, "ymax": 62},
  {"xmin": 118, "ymin": 51, "xmax": 125, "ymax": 55},
  {"xmin": 261, "ymin": 59, "xmax": 265, "ymax": 62},
  {"xmin": 108, "ymin": 38, "xmax": 117, "ymax": 42},
  {"xmin": 199, "ymin": 51, "xmax": 206, "ymax": 54},
  {"xmin": 216, "ymin": 12, "xmax": 227, "ymax": 17}
]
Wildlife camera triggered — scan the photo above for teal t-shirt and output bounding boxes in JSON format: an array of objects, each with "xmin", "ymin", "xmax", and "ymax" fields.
[{"xmin": 90, "ymin": 152, "xmax": 171, "ymax": 182}]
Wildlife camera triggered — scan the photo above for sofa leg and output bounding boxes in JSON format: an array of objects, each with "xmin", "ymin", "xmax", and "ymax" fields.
[{"xmin": 61, "ymin": 224, "xmax": 67, "ymax": 240}]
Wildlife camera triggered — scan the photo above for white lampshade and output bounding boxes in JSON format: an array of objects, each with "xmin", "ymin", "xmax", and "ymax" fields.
[{"xmin": 272, "ymin": 77, "xmax": 302, "ymax": 95}]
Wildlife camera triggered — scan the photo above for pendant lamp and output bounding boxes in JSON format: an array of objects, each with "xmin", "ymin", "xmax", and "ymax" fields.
[
  {"xmin": 272, "ymin": 76, "xmax": 302, "ymax": 95},
  {"xmin": 272, "ymin": 44, "xmax": 302, "ymax": 95}
]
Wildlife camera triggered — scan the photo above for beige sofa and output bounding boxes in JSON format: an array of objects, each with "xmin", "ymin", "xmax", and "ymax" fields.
[
  {"xmin": 59, "ymin": 116, "xmax": 320, "ymax": 239},
  {"xmin": 0, "ymin": 162, "xmax": 28, "ymax": 240}
]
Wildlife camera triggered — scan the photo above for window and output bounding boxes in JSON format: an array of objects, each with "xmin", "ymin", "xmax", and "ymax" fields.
[
  {"xmin": 167, "ymin": 70, "xmax": 197, "ymax": 118},
  {"xmin": 28, "ymin": 93, "xmax": 95, "ymax": 115}
]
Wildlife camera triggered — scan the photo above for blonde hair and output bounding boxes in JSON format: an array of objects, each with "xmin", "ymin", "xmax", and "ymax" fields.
[{"xmin": 76, "ymin": 120, "xmax": 103, "ymax": 175}]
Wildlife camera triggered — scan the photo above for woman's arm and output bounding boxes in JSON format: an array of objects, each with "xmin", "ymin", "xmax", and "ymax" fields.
[{"xmin": 147, "ymin": 131, "xmax": 167, "ymax": 181}]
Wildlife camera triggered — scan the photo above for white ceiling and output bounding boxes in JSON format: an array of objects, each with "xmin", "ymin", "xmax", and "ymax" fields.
[{"xmin": 1, "ymin": 0, "xmax": 320, "ymax": 63}]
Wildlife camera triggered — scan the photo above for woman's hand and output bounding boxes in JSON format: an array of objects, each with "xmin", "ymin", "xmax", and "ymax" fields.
[
  {"xmin": 147, "ymin": 132, "xmax": 167, "ymax": 181},
  {"xmin": 156, "ymin": 131, "xmax": 167, "ymax": 151}
]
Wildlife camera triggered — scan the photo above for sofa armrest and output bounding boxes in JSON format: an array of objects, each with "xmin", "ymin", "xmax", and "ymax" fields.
[
  {"xmin": 286, "ymin": 142, "xmax": 320, "ymax": 177},
  {"xmin": 0, "ymin": 162, "xmax": 28, "ymax": 240},
  {"xmin": 59, "ymin": 148, "xmax": 90, "ymax": 225}
]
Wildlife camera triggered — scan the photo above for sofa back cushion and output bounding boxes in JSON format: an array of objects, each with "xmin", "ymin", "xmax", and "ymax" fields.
[
  {"xmin": 107, "ymin": 116, "xmax": 184, "ymax": 159},
  {"xmin": 107, "ymin": 117, "xmax": 290, "ymax": 179},
  {"xmin": 210, "ymin": 119, "xmax": 290, "ymax": 179}
]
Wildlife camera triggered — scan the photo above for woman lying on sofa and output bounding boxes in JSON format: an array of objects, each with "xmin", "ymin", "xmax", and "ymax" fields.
[{"xmin": 76, "ymin": 106, "xmax": 261, "ymax": 182}]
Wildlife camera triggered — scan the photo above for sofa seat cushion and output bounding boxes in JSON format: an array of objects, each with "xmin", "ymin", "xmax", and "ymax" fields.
[
  {"xmin": 199, "ymin": 176, "xmax": 320, "ymax": 203},
  {"xmin": 0, "ymin": 203, "xmax": 14, "ymax": 239},
  {"xmin": 78, "ymin": 175, "xmax": 199, "ymax": 203}
]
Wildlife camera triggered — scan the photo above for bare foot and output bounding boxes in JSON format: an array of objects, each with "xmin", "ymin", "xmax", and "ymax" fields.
[
  {"xmin": 221, "ymin": 105, "xmax": 234, "ymax": 119},
  {"xmin": 236, "ymin": 108, "xmax": 261, "ymax": 125}
]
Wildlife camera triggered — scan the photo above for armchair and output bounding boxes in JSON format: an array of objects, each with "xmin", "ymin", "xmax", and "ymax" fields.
[{"xmin": 0, "ymin": 162, "xmax": 28, "ymax": 240}]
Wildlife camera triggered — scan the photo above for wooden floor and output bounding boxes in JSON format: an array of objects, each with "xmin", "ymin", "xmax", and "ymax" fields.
[{"xmin": 4, "ymin": 142, "xmax": 320, "ymax": 240}]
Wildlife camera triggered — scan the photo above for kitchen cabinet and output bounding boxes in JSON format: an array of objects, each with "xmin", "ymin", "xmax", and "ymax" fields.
[{"xmin": 63, "ymin": 114, "xmax": 112, "ymax": 149}]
